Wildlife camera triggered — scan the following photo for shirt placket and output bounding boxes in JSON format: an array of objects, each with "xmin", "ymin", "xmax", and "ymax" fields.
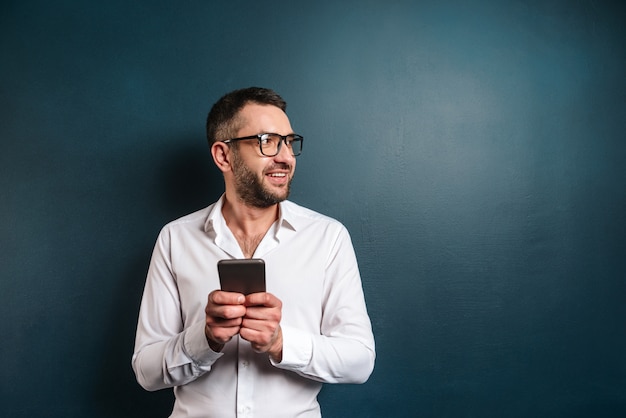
[{"xmin": 236, "ymin": 336, "xmax": 254, "ymax": 417}]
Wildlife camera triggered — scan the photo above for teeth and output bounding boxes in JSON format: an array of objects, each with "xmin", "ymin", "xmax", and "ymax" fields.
[{"xmin": 268, "ymin": 173, "xmax": 286, "ymax": 177}]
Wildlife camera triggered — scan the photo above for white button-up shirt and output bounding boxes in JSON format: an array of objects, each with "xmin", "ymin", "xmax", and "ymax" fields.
[{"xmin": 132, "ymin": 196, "xmax": 375, "ymax": 417}]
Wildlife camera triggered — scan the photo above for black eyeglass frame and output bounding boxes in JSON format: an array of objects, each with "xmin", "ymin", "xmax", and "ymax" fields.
[{"xmin": 222, "ymin": 133, "xmax": 303, "ymax": 157}]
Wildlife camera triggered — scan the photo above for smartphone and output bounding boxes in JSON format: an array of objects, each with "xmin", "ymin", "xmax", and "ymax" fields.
[{"xmin": 217, "ymin": 258, "xmax": 266, "ymax": 295}]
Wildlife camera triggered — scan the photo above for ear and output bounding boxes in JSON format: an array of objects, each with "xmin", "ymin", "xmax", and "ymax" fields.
[{"xmin": 211, "ymin": 142, "xmax": 232, "ymax": 173}]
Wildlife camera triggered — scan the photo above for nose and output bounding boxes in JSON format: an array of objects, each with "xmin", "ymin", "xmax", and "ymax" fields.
[{"xmin": 273, "ymin": 138, "xmax": 296, "ymax": 163}]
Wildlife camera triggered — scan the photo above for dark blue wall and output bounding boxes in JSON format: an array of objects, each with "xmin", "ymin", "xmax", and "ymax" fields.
[{"xmin": 1, "ymin": 1, "xmax": 625, "ymax": 416}]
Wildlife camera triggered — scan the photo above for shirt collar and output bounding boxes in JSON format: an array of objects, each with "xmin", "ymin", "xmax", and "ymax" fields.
[
  {"xmin": 203, "ymin": 195, "xmax": 298, "ymax": 236},
  {"xmin": 277, "ymin": 201, "xmax": 297, "ymax": 233}
]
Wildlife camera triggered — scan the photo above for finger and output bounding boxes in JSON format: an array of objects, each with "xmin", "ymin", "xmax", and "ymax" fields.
[
  {"xmin": 245, "ymin": 292, "xmax": 281, "ymax": 308},
  {"xmin": 206, "ymin": 303, "xmax": 246, "ymax": 320},
  {"xmin": 239, "ymin": 327, "xmax": 266, "ymax": 347},
  {"xmin": 206, "ymin": 324, "xmax": 241, "ymax": 345},
  {"xmin": 208, "ymin": 316, "xmax": 244, "ymax": 328},
  {"xmin": 243, "ymin": 305, "xmax": 281, "ymax": 322},
  {"xmin": 210, "ymin": 290, "xmax": 246, "ymax": 306},
  {"xmin": 240, "ymin": 325, "xmax": 280, "ymax": 352},
  {"xmin": 241, "ymin": 317, "xmax": 280, "ymax": 343},
  {"xmin": 241, "ymin": 317, "xmax": 268, "ymax": 331}
]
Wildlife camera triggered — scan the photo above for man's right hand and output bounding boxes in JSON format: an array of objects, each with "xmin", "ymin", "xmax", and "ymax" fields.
[{"xmin": 204, "ymin": 290, "xmax": 246, "ymax": 352}]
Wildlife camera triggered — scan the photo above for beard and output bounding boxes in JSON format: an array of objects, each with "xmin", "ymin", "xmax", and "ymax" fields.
[{"xmin": 231, "ymin": 151, "xmax": 293, "ymax": 208}]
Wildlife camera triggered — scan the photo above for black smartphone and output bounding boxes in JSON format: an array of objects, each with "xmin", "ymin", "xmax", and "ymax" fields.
[{"xmin": 217, "ymin": 258, "xmax": 266, "ymax": 295}]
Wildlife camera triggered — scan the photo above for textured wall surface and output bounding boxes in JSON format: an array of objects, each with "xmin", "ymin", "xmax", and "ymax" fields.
[{"xmin": 1, "ymin": 1, "xmax": 625, "ymax": 416}]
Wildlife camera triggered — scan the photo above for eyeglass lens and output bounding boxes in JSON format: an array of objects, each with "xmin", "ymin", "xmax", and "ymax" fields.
[{"xmin": 261, "ymin": 134, "xmax": 302, "ymax": 156}]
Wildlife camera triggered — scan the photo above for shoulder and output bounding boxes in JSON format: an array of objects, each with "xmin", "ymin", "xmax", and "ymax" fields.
[
  {"xmin": 160, "ymin": 203, "xmax": 216, "ymax": 233},
  {"xmin": 281, "ymin": 200, "xmax": 348, "ymax": 232}
]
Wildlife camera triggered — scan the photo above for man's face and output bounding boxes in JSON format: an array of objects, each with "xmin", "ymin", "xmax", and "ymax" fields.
[{"xmin": 229, "ymin": 104, "xmax": 297, "ymax": 208}]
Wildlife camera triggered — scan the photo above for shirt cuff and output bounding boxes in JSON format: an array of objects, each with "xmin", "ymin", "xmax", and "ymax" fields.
[
  {"xmin": 183, "ymin": 319, "xmax": 223, "ymax": 369},
  {"xmin": 270, "ymin": 325, "xmax": 312, "ymax": 370}
]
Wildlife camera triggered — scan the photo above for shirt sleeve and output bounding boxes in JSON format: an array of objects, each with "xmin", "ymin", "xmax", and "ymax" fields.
[
  {"xmin": 271, "ymin": 226, "xmax": 376, "ymax": 384},
  {"xmin": 131, "ymin": 227, "xmax": 223, "ymax": 391}
]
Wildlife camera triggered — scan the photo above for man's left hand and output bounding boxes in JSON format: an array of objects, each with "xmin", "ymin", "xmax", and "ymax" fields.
[{"xmin": 240, "ymin": 292, "xmax": 283, "ymax": 362}]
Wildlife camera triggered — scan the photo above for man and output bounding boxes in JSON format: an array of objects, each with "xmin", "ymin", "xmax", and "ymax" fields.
[{"xmin": 132, "ymin": 87, "xmax": 375, "ymax": 417}]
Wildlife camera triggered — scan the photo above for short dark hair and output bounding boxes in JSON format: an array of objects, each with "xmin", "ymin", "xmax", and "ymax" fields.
[{"xmin": 206, "ymin": 87, "xmax": 287, "ymax": 146}]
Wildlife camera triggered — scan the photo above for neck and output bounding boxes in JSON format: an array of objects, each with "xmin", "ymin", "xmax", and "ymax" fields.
[{"xmin": 222, "ymin": 192, "xmax": 279, "ymax": 257}]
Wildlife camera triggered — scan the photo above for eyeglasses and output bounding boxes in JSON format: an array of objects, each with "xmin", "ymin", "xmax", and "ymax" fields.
[{"xmin": 223, "ymin": 133, "xmax": 303, "ymax": 157}]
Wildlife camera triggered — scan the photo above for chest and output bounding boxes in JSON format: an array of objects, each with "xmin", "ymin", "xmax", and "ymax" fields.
[{"xmin": 172, "ymin": 237, "xmax": 328, "ymax": 331}]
